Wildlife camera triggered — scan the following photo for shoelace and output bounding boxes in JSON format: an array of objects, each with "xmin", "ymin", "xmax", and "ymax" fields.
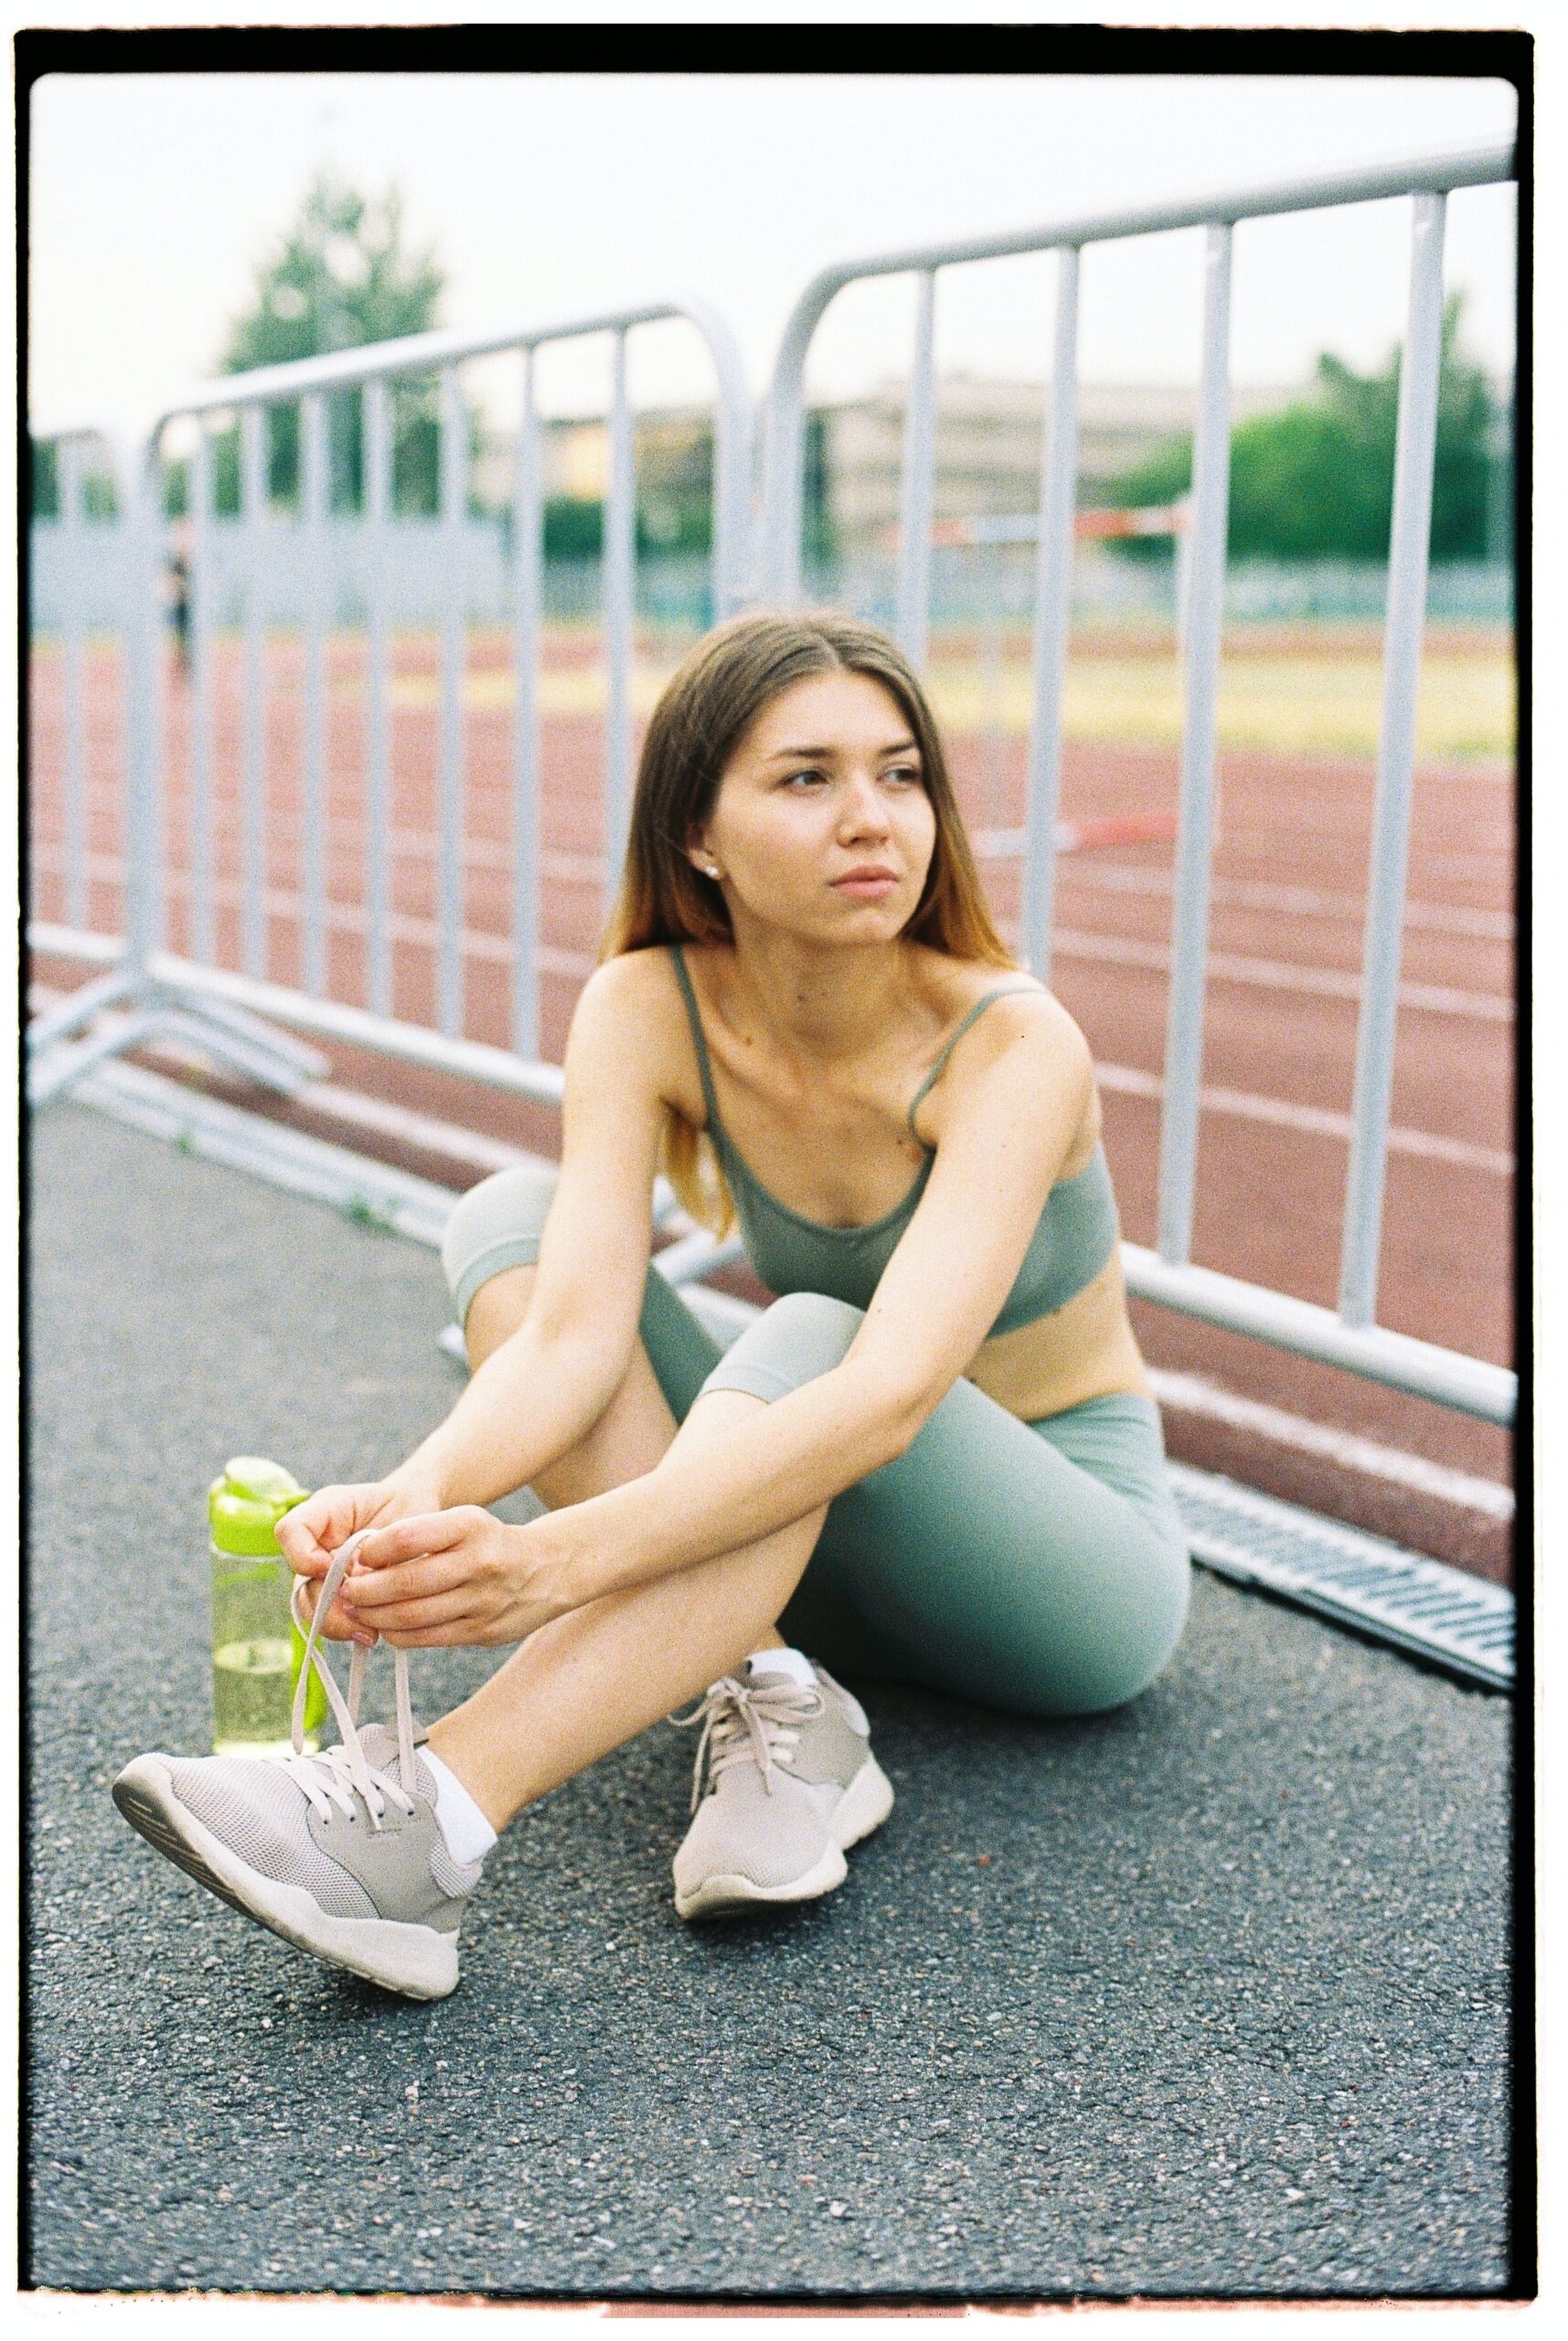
[
  {"xmin": 279, "ymin": 1532, "xmax": 419, "ymax": 1832},
  {"xmin": 669, "ymin": 1674, "xmax": 824, "ymax": 1813}
]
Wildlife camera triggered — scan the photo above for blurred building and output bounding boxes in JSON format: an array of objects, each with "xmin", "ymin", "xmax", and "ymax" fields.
[
  {"xmin": 469, "ymin": 376, "xmax": 1296, "ymax": 559},
  {"xmin": 818, "ymin": 375, "xmax": 1296, "ymax": 554}
]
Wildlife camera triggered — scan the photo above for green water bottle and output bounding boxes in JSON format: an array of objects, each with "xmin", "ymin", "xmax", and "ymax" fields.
[{"xmin": 209, "ymin": 1457, "xmax": 328, "ymax": 1758}]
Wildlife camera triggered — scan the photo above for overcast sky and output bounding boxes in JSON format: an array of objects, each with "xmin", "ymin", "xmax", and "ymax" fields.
[{"xmin": 28, "ymin": 70, "xmax": 1519, "ymax": 438}]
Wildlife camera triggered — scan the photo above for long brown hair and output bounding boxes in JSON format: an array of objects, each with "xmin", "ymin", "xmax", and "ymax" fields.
[{"xmin": 600, "ymin": 608, "xmax": 1017, "ymax": 1235}]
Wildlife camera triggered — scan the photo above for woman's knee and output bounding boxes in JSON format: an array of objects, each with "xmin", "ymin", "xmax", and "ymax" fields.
[
  {"xmin": 1002, "ymin": 1543, "xmax": 1192, "ymax": 1721},
  {"xmin": 441, "ymin": 1162, "xmax": 560, "ymax": 1329},
  {"xmin": 695, "ymin": 1290, "xmax": 865, "ymax": 1407}
]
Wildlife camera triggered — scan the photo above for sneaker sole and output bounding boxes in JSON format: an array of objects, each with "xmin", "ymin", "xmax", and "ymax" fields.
[
  {"xmin": 112, "ymin": 1754, "xmax": 461, "ymax": 2001},
  {"xmin": 674, "ymin": 1754, "xmax": 895, "ymax": 1921}
]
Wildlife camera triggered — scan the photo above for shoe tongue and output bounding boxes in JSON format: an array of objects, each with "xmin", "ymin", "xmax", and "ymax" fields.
[
  {"xmin": 745, "ymin": 1650, "xmax": 816, "ymax": 1690},
  {"xmin": 356, "ymin": 1721, "xmax": 430, "ymax": 1793}
]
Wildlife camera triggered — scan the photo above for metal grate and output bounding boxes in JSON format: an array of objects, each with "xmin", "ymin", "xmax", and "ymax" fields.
[{"xmin": 1168, "ymin": 1463, "xmax": 1513, "ymax": 1691}]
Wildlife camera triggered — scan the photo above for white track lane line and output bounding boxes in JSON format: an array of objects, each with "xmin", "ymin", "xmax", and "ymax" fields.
[
  {"xmin": 30, "ymin": 970, "xmax": 1512, "ymax": 1531},
  {"xmin": 33, "ymin": 964, "xmax": 1507, "ymax": 1516},
  {"xmin": 978, "ymin": 843, "xmax": 1515, "ymax": 943},
  {"xmin": 1045, "ymin": 925, "xmax": 1512, "ymax": 1022},
  {"xmin": 1094, "ymin": 1062, "xmax": 1512, "ymax": 1175},
  {"xmin": 44, "ymin": 813, "xmax": 1514, "ymax": 938},
  {"xmin": 27, "ymin": 912, "xmax": 1512, "ymax": 1170},
  {"xmin": 1149, "ymin": 1367, "xmax": 1513, "ymax": 1521},
  {"xmin": 30, "ymin": 846, "xmax": 1512, "ymax": 1024}
]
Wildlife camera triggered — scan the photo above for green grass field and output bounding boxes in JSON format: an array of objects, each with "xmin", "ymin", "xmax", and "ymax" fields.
[
  {"xmin": 33, "ymin": 620, "xmax": 1515, "ymax": 766},
  {"xmin": 376, "ymin": 624, "xmax": 1514, "ymax": 765}
]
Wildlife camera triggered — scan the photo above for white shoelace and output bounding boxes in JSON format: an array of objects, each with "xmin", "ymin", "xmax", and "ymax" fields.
[
  {"xmin": 670, "ymin": 1674, "xmax": 824, "ymax": 1813},
  {"xmin": 280, "ymin": 1532, "xmax": 418, "ymax": 1832}
]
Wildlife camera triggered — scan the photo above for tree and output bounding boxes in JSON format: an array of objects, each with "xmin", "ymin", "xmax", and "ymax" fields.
[
  {"xmin": 204, "ymin": 173, "xmax": 451, "ymax": 516},
  {"xmin": 1102, "ymin": 294, "xmax": 1505, "ymax": 565}
]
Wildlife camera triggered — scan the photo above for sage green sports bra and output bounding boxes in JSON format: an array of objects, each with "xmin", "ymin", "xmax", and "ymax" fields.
[{"xmin": 668, "ymin": 946, "xmax": 1120, "ymax": 1336}]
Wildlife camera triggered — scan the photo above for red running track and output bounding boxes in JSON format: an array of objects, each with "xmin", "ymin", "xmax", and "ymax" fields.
[{"xmin": 27, "ymin": 634, "xmax": 1517, "ymax": 1566}]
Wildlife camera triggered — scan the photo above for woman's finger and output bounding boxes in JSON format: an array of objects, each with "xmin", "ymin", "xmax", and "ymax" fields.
[
  {"xmin": 296, "ymin": 1577, "xmax": 374, "ymax": 1646},
  {"xmin": 340, "ymin": 1549, "xmax": 470, "ymax": 1612},
  {"xmin": 278, "ymin": 1486, "xmax": 381, "ymax": 1576},
  {"xmin": 365, "ymin": 1588, "xmax": 478, "ymax": 1638},
  {"xmin": 379, "ymin": 1618, "xmax": 487, "ymax": 1651},
  {"xmin": 276, "ymin": 1506, "xmax": 333, "ymax": 1575},
  {"xmin": 352, "ymin": 1512, "xmax": 472, "ymax": 1571}
]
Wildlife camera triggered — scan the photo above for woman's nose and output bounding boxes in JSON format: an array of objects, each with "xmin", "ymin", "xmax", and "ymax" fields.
[{"xmin": 838, "ymin": 773, "xmax": 891, "ymax": 835}]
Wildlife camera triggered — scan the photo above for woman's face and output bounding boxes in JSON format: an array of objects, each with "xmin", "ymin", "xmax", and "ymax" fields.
[{"xmin": 689, "ymin": 669, "xmax": 938, "ymax": 946}]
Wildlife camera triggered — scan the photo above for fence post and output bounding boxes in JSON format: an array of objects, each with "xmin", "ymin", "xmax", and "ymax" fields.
[
  {"xmin": 1020, "ymin": 244, "xmax": 1082, "ymax": 982},
  {"xmin": 123, "ymin": 426, "xmax": 167, "ymax": 978},
  {"xmin": 363, "ymin": 378, "xmax": 393, "ymax": 1019},
  {"xmin": 1339, "ymin": 191, "xmax": 1449, "ymax": 1328},
  {"xmin": 895, "ymin": 271, "xmax": 938, "ymax": 671},
  {"xmin": 511, "ymin": 346, "xmax": 543, "ymax": 1059},
  {"xmin": 239, "ymin": 405, "xmax": 268, "ymax": 978},
  {"xmin": 187, "ymin": 423, "xmax": 215, "ymax": 966},
  {"xmin": 437, "ymin": 368, "xmax": 467, "ymax": 1037},
  {"xmin": 300, "ymin": 390, "xmax": 329, "ymax": 996},
  {"xmin": 1156, "ymin": 222, "xmax": 1233, "ymax": 1267},
  {"xmin": 603, "ymin": 329, "xmax": 636, "ymax": 878},
  {"xmin": 58, "ymin": 438, "xmax": 89, "ymax": 933}
]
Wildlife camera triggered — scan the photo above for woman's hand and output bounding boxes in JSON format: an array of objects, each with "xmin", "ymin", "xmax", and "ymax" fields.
[
  {"xmin": 325, "ymin": 1504, "xmax": 578, "ymax": 1651},
  {"xmin": 276, "ymin": 1478, "xmax": 444, "ymax": 1646}
]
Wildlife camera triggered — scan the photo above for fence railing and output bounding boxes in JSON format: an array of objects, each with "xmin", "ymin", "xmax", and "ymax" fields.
[
  {"xmin": 28, "ymin": 294, "xmax": 752, "ymax": 1090},
  {"xmin": 759, "ymin": 137, "xmax": 1516, "ymax": 1425},
  {"xmin": 27, "ymin": 146, "xmax": 1516, "ymax": 1430}
]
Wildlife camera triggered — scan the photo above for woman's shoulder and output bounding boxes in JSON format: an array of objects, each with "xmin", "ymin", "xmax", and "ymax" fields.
[
  {"xmin": 573, "ymin": 946, "xmax": 708, "ymax": 1117},
  {"xmin": 911, "ymin": 948, "xmax": 1093, "ymax": 1131},
  {"xmin": 912, "ymin": 945, "xmax": 1065, "ymax": 1033}
]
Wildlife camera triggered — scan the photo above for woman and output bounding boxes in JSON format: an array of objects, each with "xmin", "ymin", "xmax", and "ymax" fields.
[{"xmin": 112, "ymin": 610, "xmax": 1190, "ymax": 2003}]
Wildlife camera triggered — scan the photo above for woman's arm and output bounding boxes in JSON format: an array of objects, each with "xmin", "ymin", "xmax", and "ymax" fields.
[
  {"xmin": 279, "ymin": 952, "xmax": 672, "ymax": 1577},
  {"xmin": 345, "ymin": 992, "xmax": 1093, "ymax": 1641}
]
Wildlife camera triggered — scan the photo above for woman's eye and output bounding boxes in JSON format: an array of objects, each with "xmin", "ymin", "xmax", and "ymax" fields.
[
  {"xmin": 885, "ymin": 764, "xmax": 923, "ymax": 786},
  {"xmin": 783, "ymin": 769, "xmax": 827, "ymax": 789}
]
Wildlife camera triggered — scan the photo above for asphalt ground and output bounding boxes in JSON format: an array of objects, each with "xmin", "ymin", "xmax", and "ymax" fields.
[{"xmin": 26, "ymin": 1105, "xmax": 1518, "ymax": 2302}]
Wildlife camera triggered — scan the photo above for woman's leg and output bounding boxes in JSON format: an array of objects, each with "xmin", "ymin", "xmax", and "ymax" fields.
[
  {"xmin": 425, "ymin": 1170, "xmax": 815, "ymax": 1825},
  {"xmin": 689, "ymin": 1293, "xmax": 1192, "ymax": 1720},
  {"xmin": 428, "ymin": 1384, "xmax": 824, "ymax": 1828},
  {"xmin": 797, "ymin": 1385, "xmax": 1191, "ymax": 1717}
]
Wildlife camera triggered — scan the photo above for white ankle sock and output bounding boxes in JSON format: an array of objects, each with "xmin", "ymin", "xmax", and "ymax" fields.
[
  {"xmin": 745, "ymin": 1645, "xmax": 816, "ymax": 1688},
  {"xmin": 421, "ymin": 1748, "xmax": 498, "ymax": 1865}
]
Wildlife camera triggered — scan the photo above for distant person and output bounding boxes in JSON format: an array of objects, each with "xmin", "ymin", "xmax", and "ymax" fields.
[
  {"xmin": 166, "ymin": 518, "xmax": 193, "ymax": 678},
  {"xmin": 112, "ymin": 610, "xmax": 1192, "ymax": 2001}
]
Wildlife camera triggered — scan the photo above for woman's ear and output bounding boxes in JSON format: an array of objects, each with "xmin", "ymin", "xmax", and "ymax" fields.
[{"xmin": 685, "ymin": 826, "xmax": 723, "ymax": 882}]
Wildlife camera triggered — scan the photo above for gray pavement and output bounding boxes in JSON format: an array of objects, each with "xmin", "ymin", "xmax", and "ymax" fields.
[{"xmin": 27, "ymin": 1105, "xmax": 1518, "ymax": 2301}]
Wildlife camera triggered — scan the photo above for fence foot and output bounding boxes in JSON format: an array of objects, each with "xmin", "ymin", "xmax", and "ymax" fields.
[
  {"xmin": 27, "ymin": 1010, "xmax": 162, "ymax": 1106},
  {"xmin": 25, "ymin": 963, "xmax": 140, "ymax": 1057},
  {"xmin": 27, "ymin": 980, "xmax": 327, "ymax": 1109},
  {"xmin": 176, "ymin": 992, "xmax": 329, "ymax": 1081}
]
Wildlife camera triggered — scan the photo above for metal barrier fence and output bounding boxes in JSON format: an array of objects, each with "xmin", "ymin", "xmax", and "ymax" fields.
[
  {"xmin": 27, "ymin": 146, "xmax": 1516, "ymax": 1431},
  {"xmin": 760, "ymin": 137, "xmax": 1516, "ymax": 1427},
  {"xmin": 27, "ymin": 294, "xmax": 752, "ymax": 1101}
]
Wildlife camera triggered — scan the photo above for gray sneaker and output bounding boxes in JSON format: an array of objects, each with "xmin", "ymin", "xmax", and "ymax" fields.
[
  {"xmin": 669, "ymin": 1659, "xmax": 893, "ymax": 1921},
  {"xmin": 112, "ymin": 1538, "xmax": 481, "ymax": 2001}
]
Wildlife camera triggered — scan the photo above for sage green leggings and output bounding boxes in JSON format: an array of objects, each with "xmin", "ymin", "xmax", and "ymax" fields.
[{"xmin": 443, "ymin": 1166, "xmax": 1191, "ymax": 1719}]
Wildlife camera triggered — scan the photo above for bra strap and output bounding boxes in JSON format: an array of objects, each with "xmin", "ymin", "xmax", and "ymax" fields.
[
  {"xmin": 906, "ymin": 981, "xmax": 1044, "ymax": 1140},
  {"xmin": 668, "ymin": 945, "xmax": 724, "ymax": 1137}
]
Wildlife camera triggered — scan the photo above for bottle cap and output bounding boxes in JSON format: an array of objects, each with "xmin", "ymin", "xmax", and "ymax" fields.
[{"xmin": 208, "ymin": 1457, "xmax": 309, "ymax": 1555}]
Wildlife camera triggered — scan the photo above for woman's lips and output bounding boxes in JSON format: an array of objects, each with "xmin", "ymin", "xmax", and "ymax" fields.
[{"xmin": 831, "ymin": 871, "xmax": 899, "ymax": 898}]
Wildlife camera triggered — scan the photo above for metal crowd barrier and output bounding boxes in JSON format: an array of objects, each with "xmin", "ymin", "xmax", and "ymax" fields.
[
  {"xmin": 27, "ymin": 294, "xmax": 752, "ymax": 1104},
  {"xmin": 27, "ymin": 146, "xmax": 1516, "ymax": 1430},
  {"xmin": 760, "ymin": 137, "xmax": 1516, "ymax": 1427}
]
